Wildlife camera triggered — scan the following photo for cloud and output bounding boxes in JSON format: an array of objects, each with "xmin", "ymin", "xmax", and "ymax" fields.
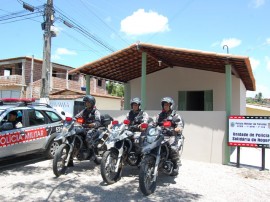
[
  {"xmin": 250, "ymin": 0, "xmax": 265, "ymax": 8},
  {"xmin": 120, "ymin": 9, "xmax": 170, "ymax": 35},
  {"xmin": 246, "ymin": 83, "xmax": 270, "ymax": 98},
  {"xmin": 220, "ymin": 38, "xmax": 242, "ymax": 49},
  {"xmin": 56, "ymin": 48, "xmax": 77, "ymax": 55},
  {"xmin": 249, "ymin": 57, "xmax": 260, "ymax": 71},
  {"xmin": 266, "ymin": 38, "xmax": 270, "ymax": 45},
  {"xmin": 51, "ymin": 54, "xmax": 61, "ymax": 60},
  {"xmin": 52, "ymin": 48, "xmax": 77, "ymax": 60}
]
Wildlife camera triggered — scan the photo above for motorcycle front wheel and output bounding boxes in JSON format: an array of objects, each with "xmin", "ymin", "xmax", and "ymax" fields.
[
  {"xmin": 126, "ymin": 152, "xmax": 141, "ymax": 166},
  {"xmin": 53, "ymin": 144, "xmax": 69, "ymax": 177},
  {"xmin": 100, "ymin": 150, "xmax": 122, "ymax": 184},
  {"xmin": 139, "ymin": 155, "xmax": 157, "ymax": 196}
]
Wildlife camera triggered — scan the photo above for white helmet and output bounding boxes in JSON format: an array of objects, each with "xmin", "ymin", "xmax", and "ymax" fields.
[{"xmin": 161, "ymin": 97, "xmax": 174, "ymax": 110}]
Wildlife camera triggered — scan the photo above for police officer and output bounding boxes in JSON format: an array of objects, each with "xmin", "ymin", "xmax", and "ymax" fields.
[
  {"xmin": 126, "ymin": 97, "xmax": 148, "ymax": 131},
  {"xmin": 7, "ymin": 111, "xmax": 23, "ymax": 129},
  {"xmin": 75, "ymin": 95, "xmax": 101, "ymax": 129},
  {"xmin": 155, "ymin": 97, "xmax": 184, "ymax": 175},
  {"xmin": 69, "ymin": 95, "xmax": 101, "ymax": 166}
]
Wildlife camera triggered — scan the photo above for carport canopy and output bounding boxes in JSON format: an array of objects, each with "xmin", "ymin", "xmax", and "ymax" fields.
[{"xmin": 69, "ymin": 43, "xmax": 255, "ymax": 91}]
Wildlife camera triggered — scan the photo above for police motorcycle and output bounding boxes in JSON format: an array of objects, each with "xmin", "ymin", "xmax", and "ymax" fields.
[
  {"xmin": 52, "ymin": 114, "xmax": 112, "ymax": 177},
  {"xmin": 138, "ymin": 116, "xmax": 181, "ymax": 196},
  {"xmin": 100, "ymin": 118, "xmax": 143, "ymax": 184}
]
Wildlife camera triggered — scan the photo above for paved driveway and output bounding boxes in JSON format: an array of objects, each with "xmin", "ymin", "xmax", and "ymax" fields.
[{"xmin": 0, "ymin": 159, "xmax": 269, "ymax": 202}]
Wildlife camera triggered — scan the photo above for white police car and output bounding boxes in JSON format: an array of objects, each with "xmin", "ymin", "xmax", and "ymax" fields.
[{"xmin": 0, "ymin": 98, "xmax": 63, "ymax": 160}]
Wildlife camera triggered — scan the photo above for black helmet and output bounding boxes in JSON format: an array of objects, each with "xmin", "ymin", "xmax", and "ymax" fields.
[
  {"xmin": 130, "ymin": 97, "xmax": 141, "ymax": 108},
  {"xmin": 83, "ymin": 95, "xmax": 96, "ymax": 106},
  {"xmin": 161, "ymin": 97, "xmax": 174, "ymax": 110}
]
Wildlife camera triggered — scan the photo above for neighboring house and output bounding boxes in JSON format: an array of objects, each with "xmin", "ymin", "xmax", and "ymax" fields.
[
  {"xmin": 0, "ymin": 56, "xmax": 107, "ymax": 99},
  {"xmin": 69, "ymin": 43, "xmax": 256, "ymax": 165},
  {"xmin": 246, "ymin": 104, "xmax": 270, "ymax": 116}
]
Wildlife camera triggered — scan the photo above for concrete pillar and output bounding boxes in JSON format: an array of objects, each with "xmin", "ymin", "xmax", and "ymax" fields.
[
  {"xmin": 86, "ymin": 75, "xmax": 90, "ymax": 95},
  {"xmin": 224, "ymin": 64, "xmax": 232, "ymax": 164},
  {"xmin": 124, "ymin": 82, "xmax": 131, "ymax": 110},
  {"xmin": 141, "ymin": 52, "xmax": 147, "ymax": 110}
]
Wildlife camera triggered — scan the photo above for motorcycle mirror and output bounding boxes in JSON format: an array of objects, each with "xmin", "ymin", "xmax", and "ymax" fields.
[
  {"xmin": 141, "ymin": 123, "xmax": 148, "ymax": 129},
  {"xmin": 112, "ymin": 120, "xmax": 119, "ymax": 125},
  {"xmin": 76, "ymin": 117, "xmax": 84, "ymax": 124},
  {"xmin": 65, "ymin": 117, "xmax": 73, "ymax": 122},
  {"xmin": 123, "ymin": 119, "xmax": 130, "ymax": 125},
  {"xmin": 163, "ymin": 121, "xmax": 171, "ymax": 127}
]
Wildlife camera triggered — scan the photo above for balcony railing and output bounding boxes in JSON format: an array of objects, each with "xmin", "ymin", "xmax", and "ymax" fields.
[{"xmin": 0, "ymin": 75, "xmax": 24, "ymax": 86}]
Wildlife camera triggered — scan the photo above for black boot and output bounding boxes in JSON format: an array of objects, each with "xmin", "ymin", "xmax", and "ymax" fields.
[
  {"xmin": 67, "ymin": 159, "xmax": 74, "ymax": 167},
  {"xmin": 170, "ymin": 160, "xmax": 179, "ymax": 176}
]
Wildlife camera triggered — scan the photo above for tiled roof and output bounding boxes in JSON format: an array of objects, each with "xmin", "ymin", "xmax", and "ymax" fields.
[{"xmin": 69, "ymin": 43, "xmax": 255, "ymax": 91}]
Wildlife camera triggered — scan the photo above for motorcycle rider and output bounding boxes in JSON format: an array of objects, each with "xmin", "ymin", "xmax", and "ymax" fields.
[
  {"xmin": 68, "ymin": 95, "xmax": 101, "ymax": 166},
  {"xmin": 155, "ymin": 97, "xmax": 184, "ymax": 175},
  {"xmin": 126, "ymin": 97, "xmax": 149, "ymax": 131}
]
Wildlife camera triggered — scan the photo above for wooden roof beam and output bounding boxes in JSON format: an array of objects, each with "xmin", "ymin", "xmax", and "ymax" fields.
[{"xmin": 140, "ymin": 48, "xmax": 174, "ymax": 68}]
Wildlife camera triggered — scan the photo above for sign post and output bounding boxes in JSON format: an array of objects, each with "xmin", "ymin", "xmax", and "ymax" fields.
[{"xmin": 228, "ymin": 116, "xmax": 270, "ymax": 170}]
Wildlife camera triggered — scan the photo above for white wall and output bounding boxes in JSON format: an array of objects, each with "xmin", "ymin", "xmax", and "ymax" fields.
[
  {"xmin": 75, "ymin": 96, "xmax": 122, "ymax": 110},
  {"xmin": 100, "ymin": 110, "xmax": 227, "ymax": 164},
  {"xmin": 95, "ymin": 96, "xmax": 121, "ymax": 110},
  {"xmin": 130, "ymin": 67, "xmax": 246, "ymax": 114},
  {"xmin": 49, "ymin": 100, "xmax": 74, "ymax": 117}
]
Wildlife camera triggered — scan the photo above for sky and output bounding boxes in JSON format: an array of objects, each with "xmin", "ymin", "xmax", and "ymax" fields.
[{"xmin": 1, "ymin": 0, "xmax": 270, "ymax": 98}]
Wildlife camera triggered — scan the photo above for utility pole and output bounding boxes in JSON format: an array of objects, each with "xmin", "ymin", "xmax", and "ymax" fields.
[{"xmin": 40, "ymin": 0, "xmax": 54, "ymax": 103}]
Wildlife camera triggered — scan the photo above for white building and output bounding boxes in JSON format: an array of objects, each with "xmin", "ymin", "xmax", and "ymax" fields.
[{"xmin": 69, "ymin": 43, "xmax": 256, "ymax": 165}]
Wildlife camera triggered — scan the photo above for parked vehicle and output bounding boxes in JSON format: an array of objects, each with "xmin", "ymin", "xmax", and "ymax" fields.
[
  {"xmin": 53, "ymin": 114, "xmax": 112, "ymax": 177},
  {"xmin": 138, "ymin": 117, "xmax": 180, "ymax": 196},
  {"xmin": 100, "ymin": 119, "xmax": 142, "ymax": 184},
  {"xmin": 0, "ymin": 98, "xmax": 63, "ymax": 160}
]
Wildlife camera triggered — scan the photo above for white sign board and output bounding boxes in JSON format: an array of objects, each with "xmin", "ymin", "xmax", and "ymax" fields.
[
  {"xmin": 229, "ymin": 116, "xmax": 270, "ymax": 148},
  {"xmin": 49, "ymin": 100, "xmax": 74, "ymax": 118}
]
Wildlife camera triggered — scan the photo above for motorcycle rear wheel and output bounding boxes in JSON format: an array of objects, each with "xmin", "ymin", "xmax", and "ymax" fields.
[
  {"xmin": 100, "ymin": 150, "xmax": 122, "ymax": 184},
  {"xmin": 139, "ymin": 155, "xmax": 157, "ymax": 196},
  {"xmin": 53, "ymin": 144, "xmax": 69, "ymax": 177}
]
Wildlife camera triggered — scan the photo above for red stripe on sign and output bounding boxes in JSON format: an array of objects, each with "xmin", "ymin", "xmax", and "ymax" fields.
[
  {"xmin": 228, "ymin": 142, "xmax": 258, "ymax": 147},
  {"xmin": 0, "ymin": 128, "xmax": 47, "ymax": 148},
  {"xmin": 229, "ymin": 116, "xmax": 245, "ymax": 119}
]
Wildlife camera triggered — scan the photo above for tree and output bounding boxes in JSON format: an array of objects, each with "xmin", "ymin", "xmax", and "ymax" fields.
[
  {"xmin": 106, "ymin": 81, "xmax": 124, "ymax": 97},
  {"xmin": 255, "ymin": 92, "xmax": 263, "ymax": 103}
]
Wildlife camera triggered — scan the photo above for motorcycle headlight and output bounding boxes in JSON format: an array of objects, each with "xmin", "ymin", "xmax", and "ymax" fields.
[{"xmin": 146, "ymin": 128, "xmax": 158, "ymax": 144}]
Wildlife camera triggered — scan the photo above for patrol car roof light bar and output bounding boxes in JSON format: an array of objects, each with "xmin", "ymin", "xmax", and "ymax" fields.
[
  {"xmin": 0, "ymin": 98, "xmax": 36, "ymax": 103},
  {"xmin": 0, "ymin": 98, "xmax": 36, "ymax": 107}
]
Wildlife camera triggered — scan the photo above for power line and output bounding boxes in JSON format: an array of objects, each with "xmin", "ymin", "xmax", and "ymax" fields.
[
  {"xmin": 77, "ymin": 0, "xmax": 130, "ymax": 46},
  {"xmin": 0, "ymin": 11, "xmax": 42, "ymax": 22},
  {"xmin": 54, "ymin": 7, "xmax": 116, "ymax": 53},
  {"xmin": 0, "ymin": 14, "xmax": 42, "ymax": 25},
  {"xmin": 59, "ymin": 29, "xmax": 105, "ymax": 58}
]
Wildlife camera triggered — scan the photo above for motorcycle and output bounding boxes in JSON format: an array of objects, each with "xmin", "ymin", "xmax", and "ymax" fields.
[
  {"xmin": 100, "ymin": 119, "xmax": 142, "ymax": 184},
  {"xmin": 138, "ymin": 116, "xmax": 182, "ymax": 196},
  {"xmin": 52, "ymin": 114, "xmax": 112, "ymax": 177}
]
